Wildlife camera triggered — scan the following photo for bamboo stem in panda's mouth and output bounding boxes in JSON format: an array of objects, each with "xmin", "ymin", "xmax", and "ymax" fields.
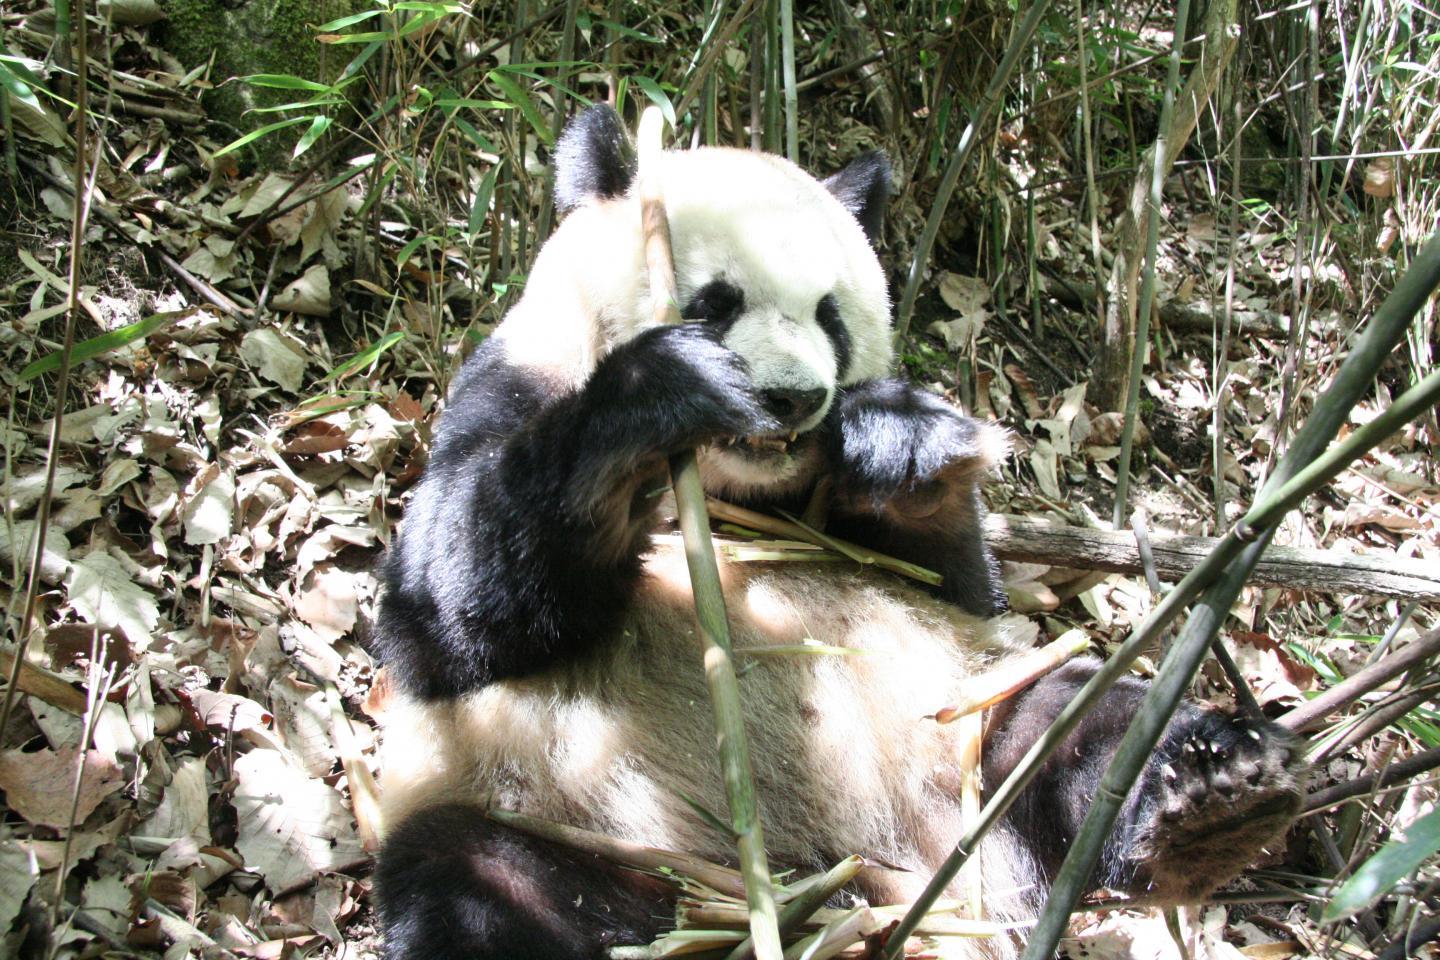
[{"xmin": 636, "ymin": 106, "xmax": 785, "ymax": 960}]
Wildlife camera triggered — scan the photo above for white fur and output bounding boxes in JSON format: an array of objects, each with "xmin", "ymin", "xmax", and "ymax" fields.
[
  {"xmin": 492, "ymin": 146, "xmax": 891, "ymax": 403},
  {"xmin": 380, "ymin": 549, "xmax": 1037, "ymax": 923}
]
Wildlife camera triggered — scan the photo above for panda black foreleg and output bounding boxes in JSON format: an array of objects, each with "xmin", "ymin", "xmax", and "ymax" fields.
[
  {"xmin": 377, "ymin": 324, "xmax": 772, "ymax": 696},
  {"xmin": 377, "ymin": 804, "xmax": 675, "ymax": 960},
  {"xmin": 825, "ymin": 379, "xmax": 1008, "ymax": 617},
  {"xmin": 984, "ymin": 659, "xmax": 1306, "ymax": 904}
]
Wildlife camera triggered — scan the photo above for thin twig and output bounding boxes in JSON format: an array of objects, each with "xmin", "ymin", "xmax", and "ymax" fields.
[{"xmin": 0, "ymin": 0, "xmax": 94, "ymax": 748}]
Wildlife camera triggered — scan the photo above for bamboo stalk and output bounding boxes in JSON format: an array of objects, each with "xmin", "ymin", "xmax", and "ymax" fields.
[
  {"xmin": 879, "ymin": 230, "xmax": 1440, "ymax": 960},
  {"xmin": 705, "ymin": 499, "xmax": 941, "ymax": 585},
  {"xmin": 637, "ymin": 107, "xmax": 784, "ymax": 960},
  {"xmin": 724, "ymin": 856, "xmax": 863, "ymax": 960},
  {"xmin": 1111, "ymin": 0, "xmax": 1195, "ymax": 527},
  {"xmin": 1017, "ymin": 232, "xmax": 1440, "ymax": 960},
  {"xmin": 893, "ymin": 0, "xmax": 1054, "ymax": 340}
]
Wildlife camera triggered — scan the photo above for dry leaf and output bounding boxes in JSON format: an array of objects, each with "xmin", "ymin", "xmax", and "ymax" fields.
[
  {"xmin": 294, "ymin": 566, "xmax": 359, "ymax": 643},
  {"xmin": 241, "ymin": 328, "xmax": 310, "ymax": 392},
  {"xmin": 183, "ymin": 466, "xmax": 236, "ymax": 545},
  {"xmin": 186, "ymin": 689, "xmax": 272, "ymax": 733},
  {"xmin": 138, "ymin": 756, "xmax": 212, "ymax": 843},
  {"xmin": 0, "ymin": 746, "xmax": 125, "ymax": 828},
  {"xmin": 272, "ymin": 264, "xmax": 332, "ymax": 317},
  {"xmin": 233, "ymin": 749, "xmax": 364, "ymax": 892},
  {"xmin": 66, "ymin": 550, "xmax": 161, "ymax": 647},
  {"xmin": 0, "ymin": 842, "xmax": 41, "ymax": 934}
]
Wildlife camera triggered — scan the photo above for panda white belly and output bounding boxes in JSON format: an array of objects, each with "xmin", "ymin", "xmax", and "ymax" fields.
[{"xmin": 380, "ymin": 547, "xmax": 1019, "ymax": 882}]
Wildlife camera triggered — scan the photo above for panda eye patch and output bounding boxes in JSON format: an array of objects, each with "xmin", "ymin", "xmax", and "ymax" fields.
[{"xmin": 682, "ymin": 280, "xmax": 745, "ymax": 326}]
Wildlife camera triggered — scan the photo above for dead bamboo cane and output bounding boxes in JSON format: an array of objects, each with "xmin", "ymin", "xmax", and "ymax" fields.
[{"xmin": 636, "ymin": 106, "xmax": 784, "ymax": 960}]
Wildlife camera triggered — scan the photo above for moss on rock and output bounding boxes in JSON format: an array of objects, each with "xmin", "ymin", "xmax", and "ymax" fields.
[{"xmin": 158, "ymin": 0, "xmax": 361, "ymax": 163}]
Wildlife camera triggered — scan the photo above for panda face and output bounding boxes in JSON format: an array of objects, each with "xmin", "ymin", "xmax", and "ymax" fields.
[{"xmin": 657, "ymin": 148, "xmax": 893, "ymax": 498}]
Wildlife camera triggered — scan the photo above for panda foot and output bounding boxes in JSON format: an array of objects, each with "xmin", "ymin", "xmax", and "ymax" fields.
[{"xmin": 1132, "ymin": 713, "xmax": 1306, "ymax": 902}]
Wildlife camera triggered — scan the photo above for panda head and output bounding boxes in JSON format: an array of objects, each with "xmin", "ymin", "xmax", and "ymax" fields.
[{"xmin": 544, "ymin": 105, "xmax": 894, "ymax": 500}]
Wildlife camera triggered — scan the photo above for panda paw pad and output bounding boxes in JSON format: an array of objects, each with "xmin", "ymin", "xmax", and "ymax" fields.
[{"xmin": 1135, "ymin": 716, "xmax": 1306, "ymax": 900}]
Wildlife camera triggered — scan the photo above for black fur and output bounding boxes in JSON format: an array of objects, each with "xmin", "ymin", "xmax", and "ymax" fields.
[
  {"xmin": 821, "ymin": 150, "xmax": 891, "ymax": 245},
  {"xmin": 824, "ymin": 378, "xmax": 1008, "ymax": 617},
  {"xmin": 376, "ymin": 322, "xmax": 773, "ymax": 698},
  {"xmin": 553, "ymin": 105, "xmax": 636, "ymax": 213},
  {"xmin": 815, "ymin": 294, "xmax": 852, "ymax": 379},
  {"xmin": 378, "ymin": 805, "xmax": 672, "ymax": 960},
  {"xmin": 986, "ymin": 659, "xmax": 1305, "ymax": 901}
]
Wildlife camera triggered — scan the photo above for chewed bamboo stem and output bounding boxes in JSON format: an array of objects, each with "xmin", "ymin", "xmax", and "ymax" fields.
[{"xmin": 637, "ymin": 105, "xmax": 784, "ymax": 960}]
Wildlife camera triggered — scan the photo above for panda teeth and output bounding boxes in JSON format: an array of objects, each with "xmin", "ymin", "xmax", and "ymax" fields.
[{"xmin": 742, "ymin": 435, "xmax": 791, "ymax": 453}]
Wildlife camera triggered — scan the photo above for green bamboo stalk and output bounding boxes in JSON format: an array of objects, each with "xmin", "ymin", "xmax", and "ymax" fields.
[
  {"xmin": 637, "ymin": 108, "xmax": 783, "ymax": 960},
  {"xmin": 879, "ymin": 230, "xmax": 1440, "ymax": 960},
  {"xmin": 1019, "ymin": 230, "xmax": 1440, "ymax": 960},
  {"xmin": 1112, "ymin": 0, "xmax": 1193, "ymax": 528},
  {"xmin": 893, "ymin": 0, "xmax": 1054, "ymax": 340},
  {"xmin": 778, "ymin": 0, "xmax": 797, "ymax": 163}
]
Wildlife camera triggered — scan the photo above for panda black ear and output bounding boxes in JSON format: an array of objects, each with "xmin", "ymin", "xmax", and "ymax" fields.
[
  {"xmin": 823, "ymin": 151, "xmax": 891, "ymax": 247},
  {"xmin": 553, "ymin": 104, "xmax": 637, "ymax": 214}
]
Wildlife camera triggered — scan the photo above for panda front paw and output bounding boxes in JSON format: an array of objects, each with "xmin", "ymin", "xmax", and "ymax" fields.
[
  {"xmin": 595, "ymin": 323, "xmax": 778, "ymax": 450},
  {"xmin": 831, "ymin": 379, "xmax": 1000, "ymax": 506},
  {"xmin": 1131, "ymin": 713, "xmax": 1306, "ymax": 902}
]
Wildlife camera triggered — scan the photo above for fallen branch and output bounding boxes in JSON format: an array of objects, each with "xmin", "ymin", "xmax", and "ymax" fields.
[{"xmin": 984, "ymin": 514, "xmax": 1440, "ymax": 601}]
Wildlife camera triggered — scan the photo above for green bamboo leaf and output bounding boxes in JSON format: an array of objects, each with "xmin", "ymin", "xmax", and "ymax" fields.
[
  {"xmin": 394, "ymin": 0, "xmax": 465, "ymax": 11},
  {"xmin": 0, "ymin": 53, "xmax": 43, "ymax": 110},
  {"xmin": 467, "ymin": 162, "xmax": 501, "ymax": 237},
  {"xmin": 321, "ymin": 332, "xmax": 405, "ymax": 383},
  {"xmin": 1323, "ymin": 807, "xmax": 1440, "ymax": 923},
  {"xmin": 319, "ymin": 30, "xmax": 391, "ymax": 44},
  {"xmin": 249, "ymin": 98, "xmax": 347, "ymax": 114},
  {"xmin": 314, "ymin": 8, "xmax": 387, "ymax": 31},
  {"xmin": 487, "ymin": 70, "xmax": 553, "ymax": 145},
  {"xmin": 213, "ymin": 115, "xmax": 311, "ymax": 157},
  {"xmin": 18, "ymin": 310, "xmax": 191, "ymax": 381},
  {"xmin": 592, "ymin": 20, "xmax": 661, "ymax": 42},
  {"xmin": 632, "ymin": 77, "xmax": 676, "ymax": 131},
  {"xmin": 292, "ymin": 115, "xmax": 333, "ymax": 158},
  {"xmin": 432, "ymin": 97, "xmax": 515, "ymax": 111},
  {"xmin": 240, "ymin": 73, "xmax": 334, "ymax": 91},
  {"xmin": 395, "ymin": 234, "xmax": 428, "ymax": 269}
]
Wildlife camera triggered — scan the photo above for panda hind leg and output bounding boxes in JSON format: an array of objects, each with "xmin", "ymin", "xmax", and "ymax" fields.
[{"xmin": 377, "ymin": 804, "xmax": 675, "ymax": 960}]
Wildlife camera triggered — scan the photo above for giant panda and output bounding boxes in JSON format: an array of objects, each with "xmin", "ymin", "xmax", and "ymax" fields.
[{"xmin": 371, "ymin": 105, "xmax": 1306, "ymax": 960}]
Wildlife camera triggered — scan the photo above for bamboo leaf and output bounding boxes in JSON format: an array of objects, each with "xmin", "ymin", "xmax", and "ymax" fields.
[
  {"xmin": 213, "ymin": 115, "xmax": 311, "ymax": 157},
  {"xmin": 487, "ymin": 70, "xmax": 553, "ymax": 145},
  {"xmin": 467, "ymin": 162, "xmax": 501, "ymax": 237},
  {"xmin": 1323, "ymin": 807, "xmax": 1440, "ymax": 923},
  {"xmin": 321, "ymin": 332, "xmax": 405, "ymax": 383},
  {"xmin": 0, "ymin": 53, "xmax": 43, "ymax": 110},
  {"xmin": 292, "ymin": 115, "xmax": 334, "ymax": 158},
  {"xmin": 633, "ymin": 76, "xmax": 676, "ymax": 131},
  {"xmin": 239, "ymin": 73, "xmax": 334, "ymax": 92},
  {"xmin": 18, "ymin": 310, "xmax": 190, "ymax": 382}
]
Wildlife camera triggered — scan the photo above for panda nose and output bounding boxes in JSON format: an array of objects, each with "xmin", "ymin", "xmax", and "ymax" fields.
[{"xmin": 760, "ymin": 387, "xmax": 827, "ymax": 426}]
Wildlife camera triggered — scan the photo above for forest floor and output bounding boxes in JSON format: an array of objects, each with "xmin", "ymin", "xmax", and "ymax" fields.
[{"xmin": 1, "ymin": 3, "xmax": 1438, "ymax": 960}]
